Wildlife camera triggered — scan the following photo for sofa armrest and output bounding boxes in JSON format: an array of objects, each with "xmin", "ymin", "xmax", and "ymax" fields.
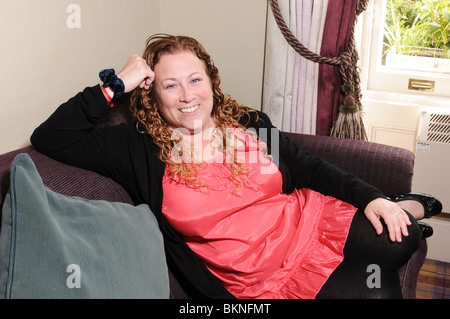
[
  {"xmin": 282, "ymin": 132, "xmax": 415, "ymax": 196},
  {"xmin": 0, "ymin": 147, "xmax": 134, "ymax": 213},
  {"xmin": 282, "ymin": 133, "xmax": 425, "ymax": 299}
]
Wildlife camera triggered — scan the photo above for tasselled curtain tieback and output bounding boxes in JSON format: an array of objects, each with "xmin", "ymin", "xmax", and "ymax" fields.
[{"xmin": 270, "ymin": 0, "xmax": 369, "ymax": 140}]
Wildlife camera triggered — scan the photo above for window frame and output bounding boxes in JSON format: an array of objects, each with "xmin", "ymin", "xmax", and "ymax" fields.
[{"xmin": 357, "ymin": 0, "xmax": 450, "ymax": 107}]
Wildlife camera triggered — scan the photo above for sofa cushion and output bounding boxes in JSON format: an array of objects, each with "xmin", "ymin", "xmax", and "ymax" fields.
[{"xmin": 0, "ymin": 153, "xmax": 169, "ymax": 299}]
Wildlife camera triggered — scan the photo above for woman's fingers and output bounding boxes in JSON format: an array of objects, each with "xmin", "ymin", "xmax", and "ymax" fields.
[
  {"xmin": 364, "ymin": 198, "xmax": 412, "ymax": 243},
  {"xmin": 117, "ymin": 55, "xmax": 155, "ymax": 93}
]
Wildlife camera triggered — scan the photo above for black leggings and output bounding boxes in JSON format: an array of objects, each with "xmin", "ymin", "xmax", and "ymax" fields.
[{"xmin": 315, "ymin": 210, "xmax": 421, "ymax": 299}]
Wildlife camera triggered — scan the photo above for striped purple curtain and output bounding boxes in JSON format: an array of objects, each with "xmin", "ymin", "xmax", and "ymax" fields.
[{"xmin": 263, "ymin": 0, "xmax": 367, "ymax": 139}]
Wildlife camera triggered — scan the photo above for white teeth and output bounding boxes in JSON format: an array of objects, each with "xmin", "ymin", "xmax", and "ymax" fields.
[{"xmin": 180, "ymin": 105, "xmax": 199, "ymax": 114}]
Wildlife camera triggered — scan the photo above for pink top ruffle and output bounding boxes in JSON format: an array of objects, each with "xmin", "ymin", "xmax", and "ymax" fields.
[{"xmin": 162, "ymin": 128, "xmax": 357, "ymax": 298}]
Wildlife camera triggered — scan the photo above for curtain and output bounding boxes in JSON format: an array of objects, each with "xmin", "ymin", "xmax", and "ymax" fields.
[
  {"xmin": 292, "ymin": 0, "xmax": 329, "ymax": 134},
  {"xmin": 262, "ymin": 0, "xmax": 367, "ymax": 139},
  {"xmin": 262, "ymin": 0, "xmax": 296, "ymax": 132},
  {"xmin": 263, "ymin": 0, "xmax": 328, "ymax": 133},
  {"xmin": 316, "ymin": 0, "xmax": 358, "ymax": 136}
]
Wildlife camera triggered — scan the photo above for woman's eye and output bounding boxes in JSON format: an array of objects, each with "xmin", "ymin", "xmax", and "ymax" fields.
[
  {"xmin": 166, "ymin": 84, "xmax": 177, "ymax": 89},
  {"xmin": 191, "ymin": 78, "xmax": 201, "ymax": 84}
]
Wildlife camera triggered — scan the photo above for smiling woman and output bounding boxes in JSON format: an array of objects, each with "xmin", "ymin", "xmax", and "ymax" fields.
[
  {"xmin": 30, "ymin": 33, "xmax": 439, "ymax": 299},
  {"xmin": 129, "ymin": 34, "xmax": 256, "ymax": 194},
  {"xmin": 153, "ymin": 52, "xmax": 215, "ymax": 133}
]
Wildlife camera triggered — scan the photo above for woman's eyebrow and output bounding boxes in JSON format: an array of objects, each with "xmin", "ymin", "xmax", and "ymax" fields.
[{"xmin": 161, "ymin": 72, "xmax": 204, "ymax": 82}]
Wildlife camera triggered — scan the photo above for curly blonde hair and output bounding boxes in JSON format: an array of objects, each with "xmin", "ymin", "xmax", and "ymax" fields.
[{"xmin": 130, "ymin": 34, "xmax": 257, "ymax": 194}]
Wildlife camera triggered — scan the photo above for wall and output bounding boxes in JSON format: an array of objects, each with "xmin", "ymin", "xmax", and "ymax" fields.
[
  {"xmin": 362, "ymin": 98, "xmax": 421, "ymax": 153},
  {"xmin": 0, "ymin": 0, "xmax": 268, "ymax": 154},
  {"xmin": 0, "ymin": 0, "xmax": 160, "ymax": 154}
]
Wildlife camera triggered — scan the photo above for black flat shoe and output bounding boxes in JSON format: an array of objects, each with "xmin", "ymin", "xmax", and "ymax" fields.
[
  {"xmin": 418, "ymin": 221, "xmax": 433, "ymax": 239},
  {"xmin": 387, "ymin": 192, "xmax": 442, "ymax": 219}
]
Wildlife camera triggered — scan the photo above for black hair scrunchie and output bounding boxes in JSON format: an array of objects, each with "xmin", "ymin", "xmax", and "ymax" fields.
[{"xmin": 99, "ymin": 69, "xmax": 126, "ymax": 103}]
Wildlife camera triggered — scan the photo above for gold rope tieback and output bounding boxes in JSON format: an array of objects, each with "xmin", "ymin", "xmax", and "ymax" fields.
[{"xmin": 269, "ymin": 0, "xmax": 369, "ymax": 140}]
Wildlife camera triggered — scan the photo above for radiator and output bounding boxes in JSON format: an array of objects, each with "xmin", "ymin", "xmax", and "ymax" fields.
[
  {"xmin": 412, "ymin": 109, "xmax": 450, "ymax": 262},
  {"xmin": 413, "ymin": 110, "xmax": 450, "ymax": 213}
]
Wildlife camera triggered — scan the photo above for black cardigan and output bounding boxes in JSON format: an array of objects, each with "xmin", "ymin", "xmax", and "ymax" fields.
[{"xmin": 31, "ymin": 85, "xmax": 384, "ymax": 298}]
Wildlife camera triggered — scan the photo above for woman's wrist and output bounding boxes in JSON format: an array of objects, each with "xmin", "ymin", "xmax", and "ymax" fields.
[
  {"xmin": 100, "ymin": 85, "xmax": 115, "ymax": 107},
  {"xmin": 103, "ymin": 86, "xmax": 114, "ymax": 99}
]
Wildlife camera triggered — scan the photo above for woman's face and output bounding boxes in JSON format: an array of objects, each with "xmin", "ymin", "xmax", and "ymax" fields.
[{"xmin": 153, "ymin": 51, "xmax": 215, "ymax": 134}]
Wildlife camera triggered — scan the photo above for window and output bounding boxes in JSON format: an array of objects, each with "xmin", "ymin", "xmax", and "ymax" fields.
[{"xmin": 359, "ymin": 0, "xmax": 450, "ymax": 100}]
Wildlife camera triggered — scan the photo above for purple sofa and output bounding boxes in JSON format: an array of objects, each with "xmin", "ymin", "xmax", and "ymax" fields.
[{"xmin": 0, "ymin": 103, "xmax": 426, "ymax": 299}]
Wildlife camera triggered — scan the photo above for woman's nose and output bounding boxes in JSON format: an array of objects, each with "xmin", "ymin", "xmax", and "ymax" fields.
[{"xmin": 180, "ymin": 85, "xmax": 194, "ymax": 103}]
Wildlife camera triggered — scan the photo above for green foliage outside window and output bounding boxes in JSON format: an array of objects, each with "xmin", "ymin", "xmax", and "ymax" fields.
[{"xmin": 383, "ymin": 0, "xmax": 450, "ymax": 59}]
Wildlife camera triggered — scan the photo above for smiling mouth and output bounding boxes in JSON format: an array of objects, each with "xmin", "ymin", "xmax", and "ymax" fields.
[{"xmin": 179, "ymin": 105, "xmax": 199, "ymax": 114}]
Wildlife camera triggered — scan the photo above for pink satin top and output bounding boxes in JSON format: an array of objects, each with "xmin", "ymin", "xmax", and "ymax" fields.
[{"xmin": 162, "ymin": 128, "xmax": 357, "ymax": 298}]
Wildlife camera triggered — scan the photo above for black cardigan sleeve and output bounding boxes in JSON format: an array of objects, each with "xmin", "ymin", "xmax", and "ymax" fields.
[
  {"xmin": 32, "ymin": 85, "xmax": 111, "ymax": 156},
  {"xmin": 31, "ymin": 85, "xmax": 136, "ymax": 184},
  {"xmin": 31, "ymin": 85, "xmax": 126, "ymax": 176}
]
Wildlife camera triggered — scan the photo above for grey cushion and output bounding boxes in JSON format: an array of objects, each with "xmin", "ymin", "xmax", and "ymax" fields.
[{"xmin": 0, "ymin": 153, "xmax": 169, "ymax": 299}]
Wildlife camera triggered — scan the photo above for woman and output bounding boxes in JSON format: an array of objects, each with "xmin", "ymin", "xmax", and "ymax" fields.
[{"xmin": 31, "ymin": 34, "xmax": 441, "ymax": 299}]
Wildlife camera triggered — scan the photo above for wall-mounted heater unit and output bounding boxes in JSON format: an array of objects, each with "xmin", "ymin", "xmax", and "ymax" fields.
[
  {"xmin": 412, "ymin": 109, "xmax": 450, "ymax": 262},
  {"xmin": 412, "ymin": 109, "xmax": 450, "ymax": 213}
]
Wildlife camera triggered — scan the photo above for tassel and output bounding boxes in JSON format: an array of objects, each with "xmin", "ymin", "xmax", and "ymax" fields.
[
  {"xmin": 330, "ymin": 85, "xmax": 368, "ymax": 140},
  {"xmin": 269, "ymin": 0, "xmax": 370, "ymax": 140}
]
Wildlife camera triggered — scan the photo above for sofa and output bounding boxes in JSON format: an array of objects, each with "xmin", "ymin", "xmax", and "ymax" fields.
[{"xmin": 0, "ymin": 102, "xmax": 427, "ymax": 299}]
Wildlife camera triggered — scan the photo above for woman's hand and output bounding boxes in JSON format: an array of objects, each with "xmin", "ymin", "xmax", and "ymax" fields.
[
  {"xmin": 364, "ymin": 197, "xmax": 412, "ymax": 243},
  {"xmin": 117, "ymin": 55, "xmax": 155, "ymax": 93}
]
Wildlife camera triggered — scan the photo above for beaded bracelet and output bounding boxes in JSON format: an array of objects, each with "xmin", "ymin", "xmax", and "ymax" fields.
[{"xmin": 99, "ymin": 68, "xmax": 125, "ymax": 103}]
